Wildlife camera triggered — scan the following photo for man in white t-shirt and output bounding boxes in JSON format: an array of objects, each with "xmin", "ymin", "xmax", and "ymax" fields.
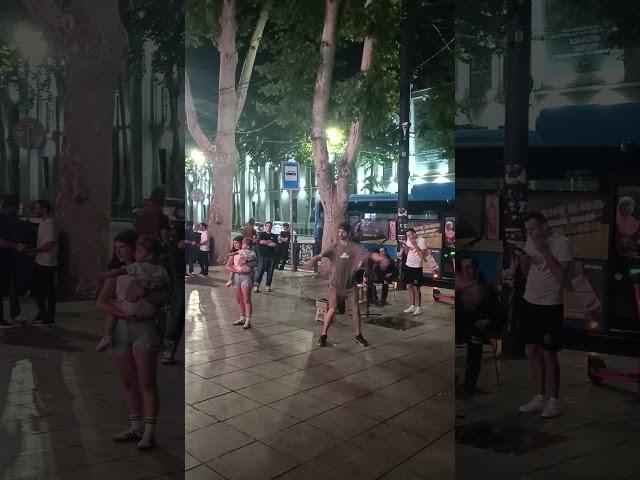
[
  {"xmin": 198, "ymin": 223, "xmax": 210, "ymax": 276},
  {"xmin": 516, "ymin": 211, "xmax": 572, "ymax": 419},
  {"xmin": 401, "ymin": 228, "xmax": 428, "ymax": 316},
  {"xmin": 28, "ymin": 200, "xmax": 58, "ymax": 326}
]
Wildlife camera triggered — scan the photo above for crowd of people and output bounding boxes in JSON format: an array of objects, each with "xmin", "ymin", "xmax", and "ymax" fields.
[{"xmin": 0, "ymin": 188, "xmax": 185, "ymax": 451}]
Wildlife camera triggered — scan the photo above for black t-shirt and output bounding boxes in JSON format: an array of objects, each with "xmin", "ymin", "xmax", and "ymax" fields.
[
  {"xmin": 257, "ymin": 231, "xmax": 278, "ymax": 257},
  {"xmin": 278, "ymin": 231, "xmax": 291, "ymax": 252}
]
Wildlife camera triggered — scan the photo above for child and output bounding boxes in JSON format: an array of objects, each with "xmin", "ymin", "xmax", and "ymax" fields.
[
  {"xmin": 226, "ymin": 235, "xmax": 244, "ymax": 287},
  {"xmin": 97, "ymin": 235, "xmax": 170, "ymax": 352},
  {"xmin": 226, "ymin": 237, "xmax": 257, "ymax": 329}
]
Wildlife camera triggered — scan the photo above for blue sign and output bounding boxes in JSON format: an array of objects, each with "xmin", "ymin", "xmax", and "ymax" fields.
[{"xmin": 282, "ymin": 162, "xmax": 299, "ymax": 189}]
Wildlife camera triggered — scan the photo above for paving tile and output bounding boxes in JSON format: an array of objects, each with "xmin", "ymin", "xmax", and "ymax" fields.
[
  {"xmin": 186, "ymin": 405, "xmax": 218, "ymax": 433},
  {"xmin": 245, "ymin": 361, "xmax": 300, "ymax": 380},
  {"xmin": 351, "ymin": 423, "xmax": 430, "ymax": 464},
  {"xmin": 186, "ymin": 379, "xmax": 230, "ymax": 405},
  {"xmin": 186, "ymin": 422, "xmax": 252, "ymax": 463},
  {"xmin": 261, "ymin": 422, "xmax": 343, "ymax": 463},
  {"xmin": 193, "ymin": 392, "xmax": 262, "ymax": 421},
  {"xmin": 224, "ymin": 406, "xmax": 300, "ymax": 439},
  {"xmin": 269, "ymin": 393, "xmax": 337, "ymax": 421},
  {"xmin": 343, "ymin": 392, "xmax": 410, "ymax": 422},
  {"xmin": 213, "ymin": 371, "xmax": 268, "ymax": 391},
  {"xmin": 304, "ymin": 441, "xmax": 394, "ymax": 480},
  {"xmin": 237, "ymin": 380, "xmax": 300, "ymax": 405},
  {"xmin": 308, "ymin": 406, "xmax": 379, "ymax": 440},
  {"xmin": 207, "ymin": 441, "xmax": 298, "ymax": 480}
]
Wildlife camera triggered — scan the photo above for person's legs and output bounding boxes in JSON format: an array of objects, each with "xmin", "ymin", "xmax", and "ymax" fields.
[
  {"xmin": 254, "ymin": 257, "xmax": 267, "ymax": 288},
  {"xmin": 527, "ymin": 344, "xmax": 545, "ymax": 395},
  {"xmin": 464, "ymin": 339, "xmax": 483, "ymax": 392},
  {"xmin": 265, "ymin": 257, "xmax": 276, "ymax": 288},
  {"xmin": 233, "ymin": 287, "xmax": 246, "ymax": 318},
  {"xmin": 414, "ymin": 284, "xmax": 422, "ymax": 308},
  {"xmin": 348, "ymin": 290, "xmax": 365, "ymax": 340},
  {"xmin": 381, "ymin": 281, "xmax": 389, "ymax": 304},
  {"xmin": 240, "ymin": 283, "xmax": 252, "ymax": 328},
  {"xmin": 319, "ymin": 287, "xmax": 338, "ymax": 344},
  {"xmin": 543, "ymin": 350, "xmax": 560, "ymax": 399},
  {"xmin": 32, "ymin": 264, "xmax": 46, "ymax": 319},
  {"xmin": 8, "ymin": 268, "xmax": 20, "ymax": 319},
  {"xmin": 113, "ymin": 352, "xmax": 144, "ymax": 439},
  {"xmin": 44, "ymin": 266, "xmax": 56, "ymax": 322},
  {"xmin": 132, "ymin": 348, "xmax": 160, "ymax": 449}
]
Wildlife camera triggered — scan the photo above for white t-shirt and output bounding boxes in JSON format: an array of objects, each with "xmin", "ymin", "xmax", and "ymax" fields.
[
  {"xmin": 200, "ymin": 231, "xmax": 209, "ymax": 252},
  {"xmin": 405, "ymin": 237, "xmax": 428, "ymax": 268},
  {"xmin": 523, "ymin": 233, "xmax": 573, "ymax": 305},
  {"xmin": 35, "ymin": 217, "xmax": 58, "ymax": 267}
]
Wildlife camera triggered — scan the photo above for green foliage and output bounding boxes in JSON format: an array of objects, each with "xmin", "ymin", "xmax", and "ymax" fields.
[{"xmin": 455, "ymin": 0, "xmax": 507, "ymax": 67}]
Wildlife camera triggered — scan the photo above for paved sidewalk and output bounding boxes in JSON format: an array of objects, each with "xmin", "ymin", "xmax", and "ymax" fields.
[
  {"xmin": 456, "ymin": 347, "xmax": 640, "ymax": 479},
  {"xmin": 0, "ymin": 299, "xmax": 184, "ymax": 480},
  {"xmin": 185, "ymin": 267, "xmax": 455, "ymax": 480}
]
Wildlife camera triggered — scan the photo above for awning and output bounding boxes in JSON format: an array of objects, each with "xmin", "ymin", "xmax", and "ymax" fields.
[{"xmin": 349, "ymin": 181, "xmax": 454, "ymax": 204}]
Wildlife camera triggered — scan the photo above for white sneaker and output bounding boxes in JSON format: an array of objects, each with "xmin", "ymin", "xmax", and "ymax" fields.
[
  {"xmin": 242, "ymin": 319, "xmax": 251, "ymax": 329},
  {"xmin": 541, "ymin": 398, "xmax": 562, "ymax": 418},
  {"xmin": 403, "ymin": 305, "xmax": 416, "ymax": 313},
  {"xmin": 413, "ymin": 307, "xmax": 422, "ymax": 316},
  {"xmin": 518, "ymin": 394, "xmax": 547, "ymax": 414},
  {"xmin": 266, "ymin": 286, "xmax": 271, "ymax": 292},
  {"xmin": 232, "ymin": 317, "xmax": 246, "ymax": 326},
  {"xmin": 253, "ymin": 287, "xmax": 260, "ymax": 293}
]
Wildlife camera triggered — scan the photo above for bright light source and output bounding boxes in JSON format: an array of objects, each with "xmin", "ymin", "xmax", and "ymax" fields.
[
  {"xmin": 437, "ymin": 164, "xmax": 449, "ymax": 175},
  {"xmin": 298, "ymin": 189, "xmax": 307, "ymax": 199},
  {"xmin": 412, "ymin": 178, "xmax": 427, "ymax": 186},
  {"xmin": 327, "ymin": 127, "xmax": 344, "ymax": 145},
  {"xmin": 434, "ymin": 176, "xmax": 451, "ymax": 184},
  {"xmin": 191, "ymin": 148, "xmax": 205, "ymax": 167},
  {"xmin": 252, "ymin": 193, "xmax": 258, "ymax": 202},
  {"xmin": 388, "ymin": 181, "xmax": 398, "ymax": 193},
  {"xmin": 589, "ymin": 321, "xmax": 599, "ymax": 329},
  {"xmin": 14, "ymin": 25, "xmax": 47, "ymax": 64},
  {"xmin": 281, "ymin": 190, "xmax": 289, "ymax": 199},
  {"xmin": 590, "ymin": 89, "xmax": 627, "ymax": 106}
]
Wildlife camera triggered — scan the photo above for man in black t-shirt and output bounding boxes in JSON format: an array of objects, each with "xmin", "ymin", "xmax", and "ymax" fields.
[
  {"xmin": 254, "ymin": 221, "xmax": 278, "ymax": 293},
  {"xmin": 0, "ymin": 195, "xmax": 26, "ymax": 327},
  {"xmin": 277, "ymin": 223, "xmax": 291, "ymax": 270}
]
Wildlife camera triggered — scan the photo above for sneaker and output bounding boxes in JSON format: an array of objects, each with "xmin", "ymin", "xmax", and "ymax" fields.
[
  {"xmin": 266, "ymin": 286, "xmax": 271, "ymax": 292},
  {"xmin": 317, "ymin": 335, "xmax": 327, "ymax": 347},
  {"xmin": 541, "ymin": 398, "xmax": 562, "ymax": 418},
  {"xmin": 225, "ymin": 281, "xmax": 232, "ymax": 287},
  {"xmin": 355, "ymin": 334, "xmax": 369, "ymax": 347},
  {"xmin": 0, "ymin": 318, "xmax": 16, "ymax": 329},
  {"xmin": 242, "ymin": 319, "xmax": 251, "ymax": 329},
  {"xmin": 137, "ymin": 432, "xmax": 156, "ymax": 451},
  {"xmin": 232, "ymin": 317, "xmax": 246, "ymax": 326},
  {"xmin": 96, "ymin": 336, "xmax": 112, "ymax": 352},
  {"xmin": 519, "ymin": 394, "xmax": 547, "ymax": 414},
  {"xmin": 412, "ymin": 307, "xmax": 422, "ymax": 316},
  {"xmin": 112, "ymin": 427, "xmax": 143, "ymax": 442},
  {"xmin": 403, "ymin": 305, "xmax": 416, "ymax": 313},
  {"xmin": 254, "ymin": 287, "xmax": 260, "ymax": 293}
]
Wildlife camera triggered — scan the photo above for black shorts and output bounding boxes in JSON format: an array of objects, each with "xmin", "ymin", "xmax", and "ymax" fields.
[
  {"xmin": 403, "ymin": 266, "xmax": 423, "ymax": 286},
  {"xmin": 520, "ymin": 300, "xmax": 563, "ymax": 351}
]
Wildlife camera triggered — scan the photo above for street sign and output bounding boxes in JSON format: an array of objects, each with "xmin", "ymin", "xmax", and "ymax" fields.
[
  {"xmin": 190, "ymin": 188, "xmax": 205, "ymax": 202},
  {"xmin": 13, "ymin": 118, "xmax": 46, "ymax": 150},
  {"xmin": 282, "ymin": 162, "xmax": 299, "ymax": 189}
]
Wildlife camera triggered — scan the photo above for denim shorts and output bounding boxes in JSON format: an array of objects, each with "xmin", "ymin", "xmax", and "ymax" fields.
[
  {"xmin": 232, "ymin": 273, "xmax": 254, "ymax": 288},
  {"xmin": 111, "ymin": 318, "xmax": 162, "ymax": 354}
]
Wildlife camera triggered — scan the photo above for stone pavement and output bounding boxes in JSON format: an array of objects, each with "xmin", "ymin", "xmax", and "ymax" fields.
[
  {"xmin": 0, "ymin": 298, "xmax": 184, "ymax": 480},
  {"xmin": 185, "ymin": 267, "xmax": 455, "ymax": 480},
  {"xmin": 456, "ymin": 347, "xmax": 640, "ymax": 479}
]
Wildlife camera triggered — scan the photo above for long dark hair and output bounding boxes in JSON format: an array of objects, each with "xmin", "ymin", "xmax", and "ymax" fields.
[{"xmin": 109, "ymin": 229, "xmax": 139, "ymax": 269}]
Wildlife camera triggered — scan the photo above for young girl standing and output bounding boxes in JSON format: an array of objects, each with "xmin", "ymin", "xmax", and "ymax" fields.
[{"xmin": 225, "ymin": 237, "xmax": 257, "ymax": 329}]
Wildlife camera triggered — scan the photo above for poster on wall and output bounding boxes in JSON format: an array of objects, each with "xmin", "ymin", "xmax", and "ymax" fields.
[
  {"xmin": 485, "ymin": 193, "xmax": 500, "ymax": 240},
  {"xmin": 563, "ymin": 260, "xmax": 606, "ymax": 332},
  {"xmin": 409, "ymin": 220, "xmax": 443, "ymax": 275}
]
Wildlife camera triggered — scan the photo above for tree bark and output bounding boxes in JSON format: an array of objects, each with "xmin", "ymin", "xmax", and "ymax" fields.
[
  {"xmin": 312, "ymin": 0, "xmax": 374, "ymax": 275},
  {"xmin": 118, "ymin": 74, "xmax": 132, "ymax": 208},
  {"xmin": 236, "ymin": 0, "xmax": 272, "ymax": 124},
  {"xmin": 0, "ymin": 97, "xmax": 6, "ymax": 193},
  {"xmin": 22, "ymin": 0, "xmax": 127, "ymax": 298}
]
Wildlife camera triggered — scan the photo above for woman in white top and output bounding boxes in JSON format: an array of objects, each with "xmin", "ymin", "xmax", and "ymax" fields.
[{"xmin": 96, "ymin": 230, "xmax": 168, "ymax": 451}]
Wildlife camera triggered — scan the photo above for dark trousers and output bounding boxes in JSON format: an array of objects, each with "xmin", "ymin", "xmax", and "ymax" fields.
[
  {"xmin": 457, "ymin": 323, "xmax": 491, "ymax": 390},
  {"xmin": 185, "ymin": 247, "xmax": 194, "ymax": 273},
  {"xmin": 0, "ymin": 260, "xmax": 21, "ymax": 320},
  {"xmin": 199, "ymin": 250, "xmax": 209, "ymax": 275},
  {"xmin": 165, "ymin": 279, "xmax": 185, "ymax": 348},
  {"xmin": 278, "ymin": 248, "xmax": 289, "ymax": 269},
  {"xmin": 255, "ymin": 256, "xmax": 276, "ymax": 287},
  {"xmin": 366, "ymin": 281, "xmax": 390, "ymax": 304},
  {"xmin": 34, "ymin": 264, "xmax": 57, "ymax": 322}
]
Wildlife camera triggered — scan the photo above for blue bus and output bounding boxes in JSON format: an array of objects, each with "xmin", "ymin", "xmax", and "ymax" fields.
[{"xmin": 314, "ymin": 182, "xmax": 455, "ymax": 287}]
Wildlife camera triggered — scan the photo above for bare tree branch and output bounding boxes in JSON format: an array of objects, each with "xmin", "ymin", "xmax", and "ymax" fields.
[
  {"xmin": 236, "ymin": 0, "xmax": 272, "ymax": 125},
  {"xmin": 185, "ymin": 70, "xmax": 216, "ymax": 155}
]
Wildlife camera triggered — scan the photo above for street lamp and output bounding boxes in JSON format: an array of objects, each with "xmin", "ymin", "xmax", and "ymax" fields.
[{"xmin": 191, "ymin": 148, "xmax": 205, "ymax": 168}]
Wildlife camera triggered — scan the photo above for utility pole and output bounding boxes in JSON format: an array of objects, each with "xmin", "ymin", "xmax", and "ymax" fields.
[
  {"xmin": 501, "ymin": 0, "xmax": 532, "ymax": 358},
  {"xmin": 396, "ymin": 0, "xmax": 414, "ymax": 289}
]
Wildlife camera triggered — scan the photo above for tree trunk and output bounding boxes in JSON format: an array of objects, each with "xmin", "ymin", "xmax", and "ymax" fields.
[
  {"xmin": 0, "ymin": 98, "xmax": 6, "ymax": 193},
  {"xmin": 167, "ymin": 79, "xmax": 183, "ymax": 197},
  {"xmin": 312, "ymin": 0, "xmax": 373, "ymax": 275},
  {"xmin": 118, "ymin": 74, "xmax": 132, "ymax": 208},
  {"xmin": 21, "ymin": 0, "xmax": 127, "ymax": 298},
  {"xmin": 131, "ymin": 70, "xmax": 143, "ymax": 206},
  {"xmin": 7, "ymin": 101, "xmax": 20, "ymax": 195}
]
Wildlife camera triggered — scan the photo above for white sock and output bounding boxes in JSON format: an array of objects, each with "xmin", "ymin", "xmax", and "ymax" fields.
[{"xmin": 130, "ymin": 414, "xmax": 143, "ymax": 432}]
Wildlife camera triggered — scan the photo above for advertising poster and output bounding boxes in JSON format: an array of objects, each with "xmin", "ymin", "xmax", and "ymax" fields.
[{"xmin": 409, "ymin": 220, "xmax": 443, "ymax": 276}]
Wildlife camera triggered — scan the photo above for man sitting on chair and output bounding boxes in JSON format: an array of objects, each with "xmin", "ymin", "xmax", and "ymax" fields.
[
  {"xmin": 456, "ymin": 256, "xmax": 506, "ymax": 398},
  {"xmin": 369, "ymin": 247, "xmax": 396, "ymax": 306}
]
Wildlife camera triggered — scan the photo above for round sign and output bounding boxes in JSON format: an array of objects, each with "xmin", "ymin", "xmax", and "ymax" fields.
[
  {"xmin": 13, "ymin": 118, "xmax": 47, "ymax": 150},
  {"xmin": 190, "ymin": 188, "xmax": 205, "ymax": 202}
]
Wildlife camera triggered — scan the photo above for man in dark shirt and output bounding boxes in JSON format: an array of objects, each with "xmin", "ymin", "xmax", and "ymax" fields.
[
  {"xmin": 134, "ymin": 188, "xmax": 170, "ymax": 246},
  {"xmin": 277, "ymin": 223, "xmax": 291, "ymax": 270},
  {"xmin": 0, "ymin": 195, "xmax": 26, "ymax": 327},
  {"xmin": 163, "ymin": 203, "xmax": 186, "ymax": 365},
  {"xmin": 308, "ymin": 222, "xmax": 390, "ymax": 347},
  {"xmin": 370, "ymin": 246, "xmax": 396, "ymax": 306},
  {"xmin": 254, "ymin": 221, "xmax": 278, "ymax": 293}
]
